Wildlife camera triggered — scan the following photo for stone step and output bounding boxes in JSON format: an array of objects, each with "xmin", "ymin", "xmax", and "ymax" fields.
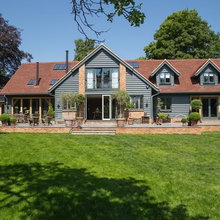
[
  {"xmin": 73, "ymin": 126, "xmax": 116, "ymax": 131},
  {"xmin": 72, "ymin": 129, "xmax": 116, "ymax": 135}
]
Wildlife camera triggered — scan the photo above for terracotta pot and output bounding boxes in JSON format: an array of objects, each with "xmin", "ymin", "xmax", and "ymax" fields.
[
  {"xmin": 191, "ymin": 120, "xmax": 198, "ymax": 126},
  {"xmin": 62, "ymin": 110, "xmax": 77, "ymax": 120},
  {"xmin": 127, "ymin": 118, "xmax": 134, "ymax": 125},
  {"xmin": 117, "ymin": 118, "xmax": 125, "ymax": 127},
  {"xmin": 1, "ymin": 121, "xmax": 8, "ymax": 127},
  {"xmin": 10, "ymin": 121, "xmax": 16, "ymax": 127}
]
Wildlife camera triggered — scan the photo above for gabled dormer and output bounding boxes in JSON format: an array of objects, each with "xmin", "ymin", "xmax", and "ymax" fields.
[
  {"xmin": 194, "ymin": 59, "xmax": 220, "ymax": 86},
  {"xmin": 150, "ymin": 60, "xmax": 180, "ymax": 86}
]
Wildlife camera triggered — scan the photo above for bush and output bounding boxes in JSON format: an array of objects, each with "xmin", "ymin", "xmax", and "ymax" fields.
[
  {"xmin": 126, "ymin": 102, "xmax": 135, "ymax": 109},
  {"xmin": 157, "ymin": 112, "xmax": 167, "ymax": 121},
  {"xmin": 0, "ymin": 113, "xmax": 10, "ymax": 122},
  {"xmin": 10, "ymin": 117, "xmax": 17, "ymax": 122},
  {"xmin": 47, "ymin": 104, "xmax": 55, "ymax": 117},
  {"xmin": 188, "ymin": 112, "xmax": 201, "ymax": 121},
  {"xmin": 191, "ymin": 99, "xmax": 202, "ymax": 112},
  {"xmin": 181, "ymin": 118, "xmax": 188, "ymax": 123}
]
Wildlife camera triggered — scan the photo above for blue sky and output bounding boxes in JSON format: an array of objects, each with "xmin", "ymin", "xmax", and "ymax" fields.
[{"xmin": 1, "ymin": 0, "xmax": 220, "ymax": 62}]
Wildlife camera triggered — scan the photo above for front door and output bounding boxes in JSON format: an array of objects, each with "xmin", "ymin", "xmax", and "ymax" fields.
[
  {"xmin": 102, "ymin": 95, "xmax": 111, "ymax": 120},
  {"xmin": 202, "ymin": 98, "xmax": 218, "ymax": 119}
]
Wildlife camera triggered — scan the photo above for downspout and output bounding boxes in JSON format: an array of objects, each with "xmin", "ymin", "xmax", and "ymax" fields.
[
  {"xmin": 3, "ymin": 95, "xmax": 8, "ymax": 114},
  {"xmin": 151, "ymin": 91, "xmax": 160, "ymax": 122}
]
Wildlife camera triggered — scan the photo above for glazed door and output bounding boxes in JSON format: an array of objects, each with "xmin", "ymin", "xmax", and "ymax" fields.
[
  {"xmin": 102, "ymin": 95, "xmax": 111, "ymax": 120},
  {"xmin": 202, "ymin": 98, "xmax": 218, "ymax": 119}
]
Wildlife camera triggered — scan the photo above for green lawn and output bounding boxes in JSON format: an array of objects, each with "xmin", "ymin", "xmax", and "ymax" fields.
[{"xmin": 0, "ymin": 133, "xmax": 220, "ymax": 219}]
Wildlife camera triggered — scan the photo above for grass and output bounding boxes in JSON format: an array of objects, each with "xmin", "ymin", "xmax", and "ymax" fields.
[{"xmin": 0, "ymin": 132, "xmax": 220, "ymax": 219}]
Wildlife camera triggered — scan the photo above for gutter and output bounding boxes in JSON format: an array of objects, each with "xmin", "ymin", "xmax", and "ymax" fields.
[{"xmin": 150, "ymin": 91, "xmax": 160, "ymax": 120}]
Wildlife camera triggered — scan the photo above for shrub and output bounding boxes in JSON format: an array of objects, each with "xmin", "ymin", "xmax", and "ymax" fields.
[
  {"xmin": 10, "ymin": 117, "xmax": 17, "ymax": 122},
  {"xmin": 157, "ymin": 112, "xmax": 167, "ymax": 121},
  {"xmin": 126, "ymin": 102, "xmax": 135, "ymax": 109},
  {"xmin": 0, "ymin": 113, "xmax": 10, "ymax": 122},
  {"xmin": 47, "ymin": 104, "xmax": 55, "ymax": 117},
  {"xmin": 191, "ymin": 99, "xmax": 202, "ymax": 112},
  {"xmin": 188, "ymin": 112, "xmax": 201, "ymax": 121},
  {"xmin": 181, "ymin": 118, "xmax": 188, "ymax": 123}
]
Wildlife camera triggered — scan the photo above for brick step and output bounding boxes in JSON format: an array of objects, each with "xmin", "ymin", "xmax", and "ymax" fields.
[
  {"xmin": 73, "ymin": 127, "xmax": 116, "ymax": 131},
  {"xmin": 85, "ymin": 120, "xmax": 117, "ymax": 125},
  {"xmin": 71, "ymin": 130, "xmax": 116, "ymax": 135}
]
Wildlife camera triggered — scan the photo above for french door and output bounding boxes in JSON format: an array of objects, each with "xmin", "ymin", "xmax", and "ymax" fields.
[
  {"xmin": 202, "ymin": 98, "xmax": 218, "ymax": 119},
  {"xmin": 102, "ymin": 95, "xmax": 111, "ymax": 120}
]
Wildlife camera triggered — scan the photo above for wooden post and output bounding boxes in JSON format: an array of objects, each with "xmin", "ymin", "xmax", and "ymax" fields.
[
  {"xmin": 11, "ymin": 98, "xmax": 14, "ymax": 115},
  {"xmin": 39, "ymin": 98, "xmax": 42, "ymax": 121},
  {"xmin": 20, "ymin": 99, "xmax": 23, "ymax": 114},
  {"xmin": 30, "ymin": 99, "xmax": 32, "ymax": 116},
  {"xmin": 0, "ymin": 103, "xmax": 2, "ymax": 115}
]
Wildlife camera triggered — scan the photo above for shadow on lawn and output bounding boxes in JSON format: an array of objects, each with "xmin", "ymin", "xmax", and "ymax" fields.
[{"xmin": 0, "ymin": 163, "xmax": 208, "ymax": 220}]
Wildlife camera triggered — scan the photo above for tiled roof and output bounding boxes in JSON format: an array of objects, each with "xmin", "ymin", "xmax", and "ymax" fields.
[
  {"xmin": 126, "ymin": 59, "xmax": 220, "ymax": 93},
  {"xmin": 1, "ymin": 58, "xmax": 220, "ymax": 95},
  {"xmin": 0, "ymin": 61, "xmax": 79, "ymax": 95}
]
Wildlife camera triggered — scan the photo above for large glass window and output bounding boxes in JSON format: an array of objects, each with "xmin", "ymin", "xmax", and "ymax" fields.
[
  {"xmin": 86, "ymin": 68, "xmax": 119, "ymax": 89},
  {"xmin": 130, "ymin": 96, "xmax": 143, "ymax": 109},
  {"xmin": 159, "ymin": 72, "xmax": 171, "ymax": 84},
  {"xmin": 160, "ymin": 97, "xmax": 172, "ymax": 112},
  {"xmin": 204, "ymin": 73, "xmax": 214, "ymax": 84}
]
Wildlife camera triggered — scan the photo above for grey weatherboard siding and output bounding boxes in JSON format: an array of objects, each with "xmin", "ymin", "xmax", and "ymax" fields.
[
  {"xmin": 157, "ymin": 95, "xmax": 190, "ymax": 118},
  {"xmin": 126, "ymin": 69, "xmax": 152, "ymax": 118},
  {"xmin": 200, "ymin": 64, "xmax": 219, "ymax": 86},
  {"xmin": 86, "ymin": 49, "xmax": 119, "ymax": 68},
  {"xmin": 54, "ymin": 71, "xmax": 79, "ymax": 119}
]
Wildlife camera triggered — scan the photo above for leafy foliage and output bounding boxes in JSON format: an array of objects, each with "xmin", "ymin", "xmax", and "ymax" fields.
[
  {"xmin": 144, "ymin": 9, "xmax": 220, "ymax": 59},
  {"xmin": 60, "ymin": 92, "xmax": 77, "ymax": 109},
  {"xmin": 191, "ymin": 99, "xmax": 202, "ymax": 112},
  {"xmin": 157, "ymin": 112, "xmax": 167, "ymax": 120},
  {"xmin": 9, "ymin": 117, "xmax": 17, "ymax": 122},
  {"xmin": 0, "ymin": 14, "xmax": 32, "ymax": 76},
  {"xmin": 188, "ymin": 112, "xmax": 201, "ymax": 121},
  {"xmin": 71, "ymin": 0, "xmax": 145, "ymax": 40},
  {"xmin": 0, "ymin": 113, "xmax": 10, "ymax": 122},
  {"xmin": 47, "ymin": 104, "xmax": 55, "ymax": 117},
  {"xmin": 74, "ymin": 39, "xmax": 95, "ymax": 61},
  {"xmin": 112, "ymin": 90, "xmax": 130, "ymax": 117}
]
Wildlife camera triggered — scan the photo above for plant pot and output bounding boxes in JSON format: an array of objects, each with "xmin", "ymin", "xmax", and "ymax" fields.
[
  {"xmin": 127, "ymin": 118, "xmax": 134, "ymax": 125},
  {"xmin": 10, "ymin": 121, "xmax": 16, "ymax": 127},
  {"xmin": 64, "ymin": 119, "xmax": 74, "ymax": 127},
  {"xmin": 116, "ymin": 118, "xmax": 125, "ymax": 127},
  {"xmin": 191, "ymin": 120, "xmax": 198, "ymax": 126},
  {"xmin": 62, "ymin": 110, "xmax": 77, "ymax": 120},
  {"xmin": 1, "ymin": 121, "xmax": 8, "ymax": 127}
]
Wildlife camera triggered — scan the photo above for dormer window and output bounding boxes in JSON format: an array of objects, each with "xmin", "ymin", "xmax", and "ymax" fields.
[
  {"xmin": 204, "ymin": 73, "xmax": 214, "ymax": 84},
  {"xmin": 159, "ymin": 73, "xmax": 171, "ymax": 85}
]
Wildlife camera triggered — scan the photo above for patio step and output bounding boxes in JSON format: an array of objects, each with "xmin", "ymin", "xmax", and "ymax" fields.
[{"xmin": 71, "ymin": 128, "xmax": 116, "ymax": 135}]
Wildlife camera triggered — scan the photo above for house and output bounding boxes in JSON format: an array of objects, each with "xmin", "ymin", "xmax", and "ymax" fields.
[{"xmin": 1, "ymin": 44, "xmax": 220, "ymax": 122}]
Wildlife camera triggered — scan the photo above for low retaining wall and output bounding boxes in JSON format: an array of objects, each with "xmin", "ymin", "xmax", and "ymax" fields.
[
  {"xmin": 116, "ymin": 126, "xmax": 220, "ymax": 134},
  {"xmin": 1, "ymin": 125, "xmax": 220, "ymax": 134},
  {"xmin": 0, "ymin": 127, "xmax": 71, "ymax": 133}
]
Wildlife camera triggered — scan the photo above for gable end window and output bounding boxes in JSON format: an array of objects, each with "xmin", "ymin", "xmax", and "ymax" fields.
[
  {"xmin": 130, "ymin": 95, "xmax": 143, "ymax": 109},
  {"xmin": 204, "ymin": 73, "xmax": 214, "ymax": 84},
  {"xmin": 159, "ymin": 73, "xmax": 171, "ymax": 85},
  {"xmin": 86, "ymin": 68, "xmax": 119, "ymax": 89}
]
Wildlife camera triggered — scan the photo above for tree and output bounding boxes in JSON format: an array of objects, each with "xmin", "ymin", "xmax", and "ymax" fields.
[
  {"xmin": 74, "ymin": 39, "xmax": 95, "ymax": 61},
  {"xmin": 144, "ymin": 9, "xmax": 220, "ymax": 59},
  {"xmin": 71, "ymin": 0, "xmax": 145, "ymax": 40},
  {"xmin": 0, "ymin": 14, "xmax": 32, "ymax": 76}
]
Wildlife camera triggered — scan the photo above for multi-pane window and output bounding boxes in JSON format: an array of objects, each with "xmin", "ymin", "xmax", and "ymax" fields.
[
  {"xmin": 204, "ymin": 73, "xmax": 214, "ymax": 84},
  {"xmin": 160, "ymin": 97, "xmax": 172, "ymax": 112},
  {"xmin": 159, "ymin": 72, "xmax": 171, "ymax": 84},
  {"xmin": 86, "ymin": 68, "xmax": 119, "ymax": 89},
  {"xmin": 130, "ymin": 95, "xmax": 143, "ymax": 109}
]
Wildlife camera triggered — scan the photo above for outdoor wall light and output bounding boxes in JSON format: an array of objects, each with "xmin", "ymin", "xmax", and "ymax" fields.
[{"xmin": 146, "ymin": 85, "xmax": 149, "ymax": 89}]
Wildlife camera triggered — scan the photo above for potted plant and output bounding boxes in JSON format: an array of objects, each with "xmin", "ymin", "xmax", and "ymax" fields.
[
  {"xmin": 126, "ymin": 102, "xmax": 135, "ymax": 125},
  {"xmin": 181, "ymin": 117, "xmax": 188, "ymax": 126},
  {"xmin": 10, "ymin": 117, "xmax": 17, "ymax": 126},
  {"xmin": 112, "ymin": 90, "xmax": 130, "ymax": 127},
  {"xmin": 157, "ymin": 112, "xmax": 167, "ymax": 124},
  {"xmin": 188, "ymin": 112, "xmax": 201, "ymax": 126},
  {"xmin": 0, "ymin": 113, "xmax": 10, "ymax": 126},
  {"xmin": 76, "ymin": 94, "xmax": 85, "ymax": 124},
  {"xmin": 60, "ymin": 92, "xmax": 77, "ymax": 126}
]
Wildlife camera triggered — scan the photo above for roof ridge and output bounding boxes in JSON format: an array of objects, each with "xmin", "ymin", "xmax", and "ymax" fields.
[{"xmin": 21, "ymin": 61, "xmax": 79, "ymax": 65}]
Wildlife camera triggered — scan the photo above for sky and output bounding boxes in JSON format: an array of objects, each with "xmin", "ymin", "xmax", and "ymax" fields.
[{"xmin": 1, "ymin": 0, "xmax": 220, "ymax": 62}]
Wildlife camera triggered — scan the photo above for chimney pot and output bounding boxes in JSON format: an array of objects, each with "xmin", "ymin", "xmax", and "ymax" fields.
[
  {"xmin": 36, "ymin": 62, "xmax": 39, "ymax": 86},
  {"xmin": 66, "ymin": 50, "xmax": 69, "ymax": 73}
]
